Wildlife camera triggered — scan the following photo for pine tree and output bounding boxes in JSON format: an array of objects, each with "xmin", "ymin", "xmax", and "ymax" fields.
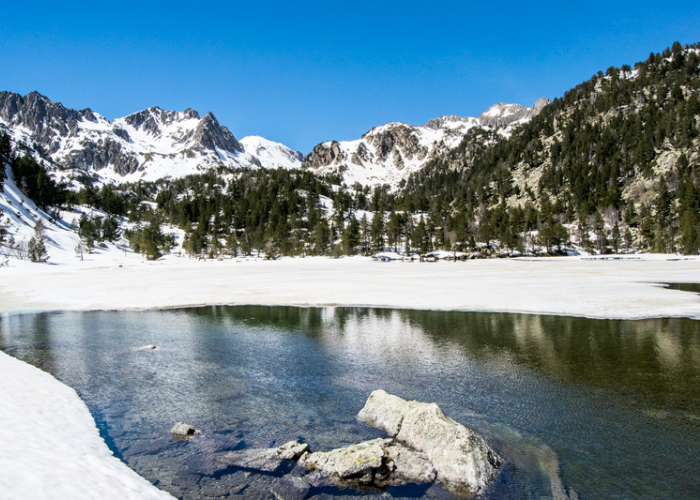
[
  {"xmin": 28, "ymin": 220, "xmax": 49, "ymax": 263},
  {"xmin": 370, "ymin": 211, "xmax": 385, "ymax": 253},
  {"xmin": 341, "ymin": 216, "xmax": 360, "ymax": 255}
]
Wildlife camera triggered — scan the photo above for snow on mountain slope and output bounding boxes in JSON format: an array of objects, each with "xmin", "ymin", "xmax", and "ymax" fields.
[
  {"xmin": 303, "ymin": 98, "xmax": 551, "ymax": 188},
  {"xmin": 239, "ymin": 135, "xmax": 305, "ymax": 170},
  {"xmin": 0, "ymin": 91, "xmax": 304, "ymax": 185}
]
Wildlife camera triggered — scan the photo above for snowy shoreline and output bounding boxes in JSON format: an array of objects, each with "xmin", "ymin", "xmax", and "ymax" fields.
[
  {"xmin": 2, "ymin": 255, "xmax": 700, "ymax": 499},
  {"xmin": 2, "ymin": 254, "xmax": 700, "ymax": 320}
]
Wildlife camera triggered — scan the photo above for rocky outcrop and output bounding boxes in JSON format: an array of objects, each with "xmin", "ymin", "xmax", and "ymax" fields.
[
  {"xmin": 478, "ymin": 98, "xmax": 551, "ymax": 129},
  {"xmin": 303, "ymin": 141, "xmax": 345, "ymax": 170},
  {"xmin": 192, "ymin": 112, "xmax": 243, "ymax": 154},
  {"xmin": 358, "ymin": 389, "xmax": 501, "ymax": 496}
]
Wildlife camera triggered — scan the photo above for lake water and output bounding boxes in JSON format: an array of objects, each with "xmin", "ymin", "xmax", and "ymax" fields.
[{"xmin": 1, "ymin": 306, "xmax": 700, "ymax": 499}]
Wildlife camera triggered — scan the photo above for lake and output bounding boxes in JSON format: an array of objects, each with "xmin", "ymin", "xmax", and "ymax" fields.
[{"xmin": 1, "ymin": 306, "xmax": 699, "ymax": 499}]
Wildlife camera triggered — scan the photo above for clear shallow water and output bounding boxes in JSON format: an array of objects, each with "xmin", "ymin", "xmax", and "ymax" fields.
[{"xmin": 1, "ymin": 307, "xmax": 700, "ymax": 499}]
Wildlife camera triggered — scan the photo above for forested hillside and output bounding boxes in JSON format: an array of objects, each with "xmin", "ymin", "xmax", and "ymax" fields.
[{"xmin": 400, "ymin": 41, "xmax": 700, "ymax": 255}]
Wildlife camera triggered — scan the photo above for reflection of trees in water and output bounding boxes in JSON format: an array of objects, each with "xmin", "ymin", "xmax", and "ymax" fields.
[
  {"xmin": 184, "ymin": 305, "xmax": 700, "ymax": 409},
  {"xmin": 1, "ymin": 313, "xmax": 57, "ymax": 374},
  {"xmin": 400, "ymin": 310, "xmax": 700, "ymax": 409}
]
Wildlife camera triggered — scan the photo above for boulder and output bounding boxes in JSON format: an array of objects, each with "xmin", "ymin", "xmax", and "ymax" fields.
[
  {"xmin": 358, "ymin": 390, "xmax": 501, "ymax": 496},
  {"xmin": 298, "ymin": 438, "xmax": 435, "ymax": 488},
  {"xmin": 170, "ymin": 422, "xmax": 202, "ymax": 441}
]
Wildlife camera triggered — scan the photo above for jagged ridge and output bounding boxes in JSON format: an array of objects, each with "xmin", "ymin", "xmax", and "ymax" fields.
[
  {"xmin": 302, "ymin": 98, "xmax": 550, "ymax": 188},
  {"xmin": 0, "ymin": 91, "xmax": 304, "ymax": 183}
]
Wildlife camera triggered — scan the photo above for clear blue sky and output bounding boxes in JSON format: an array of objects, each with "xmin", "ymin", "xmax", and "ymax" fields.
[{"xmin": 1, "ymin": 1, "xmax": 699, "ymax": 153}]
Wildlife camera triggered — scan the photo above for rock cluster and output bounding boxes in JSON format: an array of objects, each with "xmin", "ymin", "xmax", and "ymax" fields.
[{"xmin": 188, "ymin": 390, "xmax": 501, "ymax": 498}]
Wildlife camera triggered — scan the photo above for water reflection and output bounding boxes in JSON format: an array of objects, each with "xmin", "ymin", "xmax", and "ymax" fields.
[{"xmin": 1, "ymin": 307, "xmax": 700, "ymax": 500}]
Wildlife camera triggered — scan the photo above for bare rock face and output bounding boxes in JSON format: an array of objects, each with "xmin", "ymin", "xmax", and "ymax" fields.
[
  {"xmin": 358, "ymin": 389, "xmax": 501, "ymax": 496},
  {"xmin": 303, "ymin": 140, "xmax": 345, "ymax": 170},
  {"xmin": 192, "ymin": 112, "xmax": 243, "ymax": 154}
]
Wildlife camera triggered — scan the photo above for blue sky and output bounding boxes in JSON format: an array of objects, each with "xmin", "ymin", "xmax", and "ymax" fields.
[{"xmin": 2, "ymin": 1, "xmax": 699, "ymax": 153}]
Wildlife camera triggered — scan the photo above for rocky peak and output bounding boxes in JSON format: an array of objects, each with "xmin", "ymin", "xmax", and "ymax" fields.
[
  {"xmin": 478, "ymin": 99, "xmax": 550, "ymax": 128},
  {"xmin": 423, "ymin": 114, "xmax": 471, "ymax": 130},
  {"xmin": 183, "ymin": 108, "xmax": 200, "ymax": 120},
  {"xmin": 531, "ymin": 97, "xmax": 551, "ymax": 114},
  {"xmin": 193, "ymin": 112, "xmax": 243, "ymax": 153},
  {"xmin": 0, "ymin": 91, "xmax": 89, "ymax": 148},
  {"xmin": 122, "ymin": 106, "xmax": 187, "ymax": 136}
]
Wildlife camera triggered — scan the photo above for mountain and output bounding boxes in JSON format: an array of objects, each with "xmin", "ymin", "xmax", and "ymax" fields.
[
  {"xmin": 302, "ymin": 98, "xmax": 550, "ymax": 188},
  {"xmin": 0, "ymin": 91, "xmax": 304, "ymax": 184}
]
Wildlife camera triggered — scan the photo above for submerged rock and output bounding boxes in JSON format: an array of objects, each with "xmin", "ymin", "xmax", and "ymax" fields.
[
  {"xmin": 358, "ymin": 389, "xmax": 501, "ymax": 496},
  {"xmin": 170, "ymin": 422, "xmax": 202, "ymax": 441},
  {"xmin": 219, "ymin": 440, "xmax": 309, "ymax": 473},
  {"xmin": 270, "ymin": 475, "xmax": 311, "ymax": 500}
]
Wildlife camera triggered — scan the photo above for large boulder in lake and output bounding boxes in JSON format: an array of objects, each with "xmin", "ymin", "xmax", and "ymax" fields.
[{"xmin": 358, "ymin": 389, "xmax": 501, "ymax": 496}]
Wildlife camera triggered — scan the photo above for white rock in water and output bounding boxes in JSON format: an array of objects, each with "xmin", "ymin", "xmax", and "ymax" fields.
[
  {"xmin": 358, "ymin": 389, "xmax": 501, "ymax": 496},
  {"xmin": 170, "ymin": 422, "xmax": 202, "ymax": 440}
]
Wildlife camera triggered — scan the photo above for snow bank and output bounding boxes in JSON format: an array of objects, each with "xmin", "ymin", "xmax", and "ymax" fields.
[{"xmin": 0, "ymin": 349, "xmax": 174, "ymax": 500}]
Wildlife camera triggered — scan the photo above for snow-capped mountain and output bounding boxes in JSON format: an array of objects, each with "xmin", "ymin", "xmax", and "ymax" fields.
[
  {"xmin": 303, "ymin": 98, "xmax": 550, "ymax": 188},
  {"xmin": 0, "ymin": 91, "xmax": 304, "ymax": 184}
]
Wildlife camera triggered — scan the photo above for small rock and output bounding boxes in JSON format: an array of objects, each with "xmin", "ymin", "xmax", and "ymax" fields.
[{"xmin": 171, "ymin": 422, "xmax": 203, "ymax": 441}]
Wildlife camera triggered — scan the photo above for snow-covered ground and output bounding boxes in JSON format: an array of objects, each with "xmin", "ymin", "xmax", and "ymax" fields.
[{"xmin": 2, "ymin": 254, "xmax": 700, "ymax": 319}]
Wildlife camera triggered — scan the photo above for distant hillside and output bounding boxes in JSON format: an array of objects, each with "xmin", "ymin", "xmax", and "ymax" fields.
[{"xmin": 3, "ymin": 42, "xmax": 700, "ymax": 264}]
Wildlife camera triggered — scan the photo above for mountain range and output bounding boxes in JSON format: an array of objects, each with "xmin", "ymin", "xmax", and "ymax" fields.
[
  {"xmin": 0, "ymin": 91, "xmax": 304, "ymax": 185},
  {"xmin": 0, "ymin": 90, "xmax": 549, "ymax": 188}
]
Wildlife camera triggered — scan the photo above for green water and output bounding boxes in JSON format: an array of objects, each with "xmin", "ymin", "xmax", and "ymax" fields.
[{"xmin": 1, "ymin": 306, "xmax": 699, "ymax": 499}]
